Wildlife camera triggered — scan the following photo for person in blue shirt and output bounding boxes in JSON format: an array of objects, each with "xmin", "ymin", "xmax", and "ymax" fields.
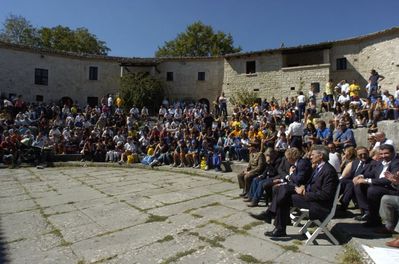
[
  {"xmin": 315, "ymin": 120, "xmax": 332, "ymax": 145},
  {"xmin": 333, "ymin": 122, "xmax": 356, "ymax": 150}
]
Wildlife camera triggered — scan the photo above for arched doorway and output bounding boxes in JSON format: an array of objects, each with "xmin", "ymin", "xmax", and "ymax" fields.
[
  {"xmin": 198, "ymin": 98, "xmax": 210, "ymax": 111},
  {"xmin": 59, "ymin": 96, "xmax": 73, "ymax": 107}
]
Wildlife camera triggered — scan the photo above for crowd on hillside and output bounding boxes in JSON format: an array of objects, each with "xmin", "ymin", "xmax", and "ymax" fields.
[{"xmin": 1, "ymin": 69, "xmax": 399, "ymax": 247}]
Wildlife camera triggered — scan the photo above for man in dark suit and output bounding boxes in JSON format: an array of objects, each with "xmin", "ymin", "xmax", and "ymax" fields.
[
  {"xmin": 353, "ymin": 144, "xmax": 399, "ymax": 226},
  {"xmin": 262, "ymin": 145, "xmax": 338, "ymax": 237},
  {"xmin": 339, "ymin": 146, "xmax": 375, "ymax": 211},
  {"xmin": 249, "ymin": 147, "xmax": 312, "ymax": 218}
]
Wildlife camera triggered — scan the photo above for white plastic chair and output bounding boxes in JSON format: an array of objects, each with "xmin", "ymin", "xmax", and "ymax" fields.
[{"xmin": 298, "ymin": 183, "xmax": 341, "ymax": 245}]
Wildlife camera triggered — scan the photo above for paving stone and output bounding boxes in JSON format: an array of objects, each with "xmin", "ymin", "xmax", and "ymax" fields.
[
  {"xmin": 7, "ymin": 241, "xmax": 78, "ymax": 264},
  {"xmin": 0, "ymin": 195, "xmax": 37, "ymax": 214},
  {"xmin": 42, "ymin": 203, "xmax": 76, "ymax": 216},
  {"xmin": 274, "ymin": 251, "xmax": 333, "ymax": 264},
  {"xmin": 1, "ymin": 210, "xmax": 52, "ymax": 241},
  {"xmin": 147, "ymin": 194, "xmax": 228, "ymax": 217},
  {"xmin": 108, "ymin": 233, "xmax": 206, "ymax": 264},
  {"xmin": 48, "ymin": 210, "xmax": 95, "ymax": 229},
  {"xmin": 222, "ymin": 234, "xmax": 285, "ymax": 261},
  {"xmin": 0, "ymin": 167, "xmax": 347, "ymax": 263},
  {"xmin": 190, "ymin": 205, "xmax": 238, "ymax": 221},
  {"xmin": 60, "ymin": 222, "xmax": 106, "ymax": 243},
  {"xmin": 175, "ymin": 246, "xmax": 246, "ymax": 264},
  {"xmin": 70, "ymin": 222, "xmax": 174, "ymax": 263}
]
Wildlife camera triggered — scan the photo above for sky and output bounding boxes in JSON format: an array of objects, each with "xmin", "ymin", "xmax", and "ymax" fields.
[{"xmin": 1, "ymin": 0, "xmax": 398, "ymax": 58}]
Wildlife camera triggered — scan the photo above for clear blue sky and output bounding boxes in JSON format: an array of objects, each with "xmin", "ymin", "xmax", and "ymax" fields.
[{"xmin": 1, "ymin": 0, "xmax": 398, "ymax": 57}]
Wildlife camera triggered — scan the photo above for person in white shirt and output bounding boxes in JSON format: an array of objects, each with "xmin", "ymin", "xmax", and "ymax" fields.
[
  {"xmin": 297, "ymin": 91, "xmax": 306, "ymax": 120},
  {"xmin": 287, "ymin": 116, "xmax": 304, "ymax": 149},
  {"xmin": 337, "ymin": 91, "xmax": 351, "ymax": 105},
  {"xmin": 340, "ymin": 80, "xmax": 350, "ymax": 95},
  {"xmin": 372, "ymin": 132, "xmax": 394, "ymax": 151}
]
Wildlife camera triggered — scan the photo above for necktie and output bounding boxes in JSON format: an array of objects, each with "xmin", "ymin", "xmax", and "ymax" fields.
[
  {"xmin": 306, "ymin": 166, "xmax": 320, "ymax": 192},
  {"xmin": 355, "ymin": 161, "xmax": 363, "ymax": 175}
]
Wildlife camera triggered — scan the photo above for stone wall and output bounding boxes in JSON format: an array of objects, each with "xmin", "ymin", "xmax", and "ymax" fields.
[
  {"xmin": 0, "ymin": 28, "xmax": 398, "ymax": 109},
  {"xmin": 330, "ymin": 31, "xmax": 399, "ymax": 95},
  {"xmin": 222, "ymin": 53, "xmax": 330, "ymax": 105},
  {"xmin": 222, "ymin": 53, "xmax": 282, "ymax": 103},
  {"xmin": 156, "ymin": 59, "xmax": 224, "ymax": 103},
  {"xmin": 0, "ymin": 47, "xmax": 121, "ymax": 105},
  {"xmin": 353, "ymin": 120, "xmax": 399, "ymax": 151}
]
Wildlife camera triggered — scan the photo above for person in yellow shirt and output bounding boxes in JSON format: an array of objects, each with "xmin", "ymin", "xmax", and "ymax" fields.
[
  {"xmin": 349, "ymin": 80, "xmax": 361, "ymax": 98},
  {"xmin": 115, "ymin": 94, "xmax": 123, "ymax": 108},
  {"xmin": 229, "ymin": 124, "xmax": 241, "ymax": 138}
]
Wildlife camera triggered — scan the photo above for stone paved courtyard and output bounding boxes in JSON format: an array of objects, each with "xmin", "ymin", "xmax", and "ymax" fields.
[{"xmin": 0, "ymin": 167, "xmax": 343, "ymax": 263}]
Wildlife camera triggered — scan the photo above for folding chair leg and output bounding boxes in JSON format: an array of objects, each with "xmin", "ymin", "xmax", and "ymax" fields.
[
  {"xmin": 305, "ymin": 227, "xmax": 323, "ymax": 245},
  {"xmin": 323, "ymin": 228, "xmax": 339, "ymax": 245},
  {"xmin": 299, "ymin": 220, "xmax": 312, "ymax": 234}
]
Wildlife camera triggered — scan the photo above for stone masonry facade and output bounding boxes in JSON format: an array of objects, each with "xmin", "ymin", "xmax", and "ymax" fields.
[{"xmin": 0, "ymin": 27, "xmax": 398, "ymax": 107}]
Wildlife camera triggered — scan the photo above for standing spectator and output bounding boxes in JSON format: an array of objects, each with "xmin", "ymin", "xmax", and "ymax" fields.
[
  {"xmin": 349, "ymin": 80, "xmax": 361, "ymax": 99},
  {"xmin": 297, "ymin": 91, "xmax": 306, "ymax": 120},
  {"xmin": 219, "ymin": 92, "xmax": 228, "ymax": 117},
  {"xmin": 107, "ymin": 94, "xmax": 114, "ymax": 114},
  {"xmin": 369, "ymin": 69, "xmax": 385, "ymax": 98},
  {"xmin": 325, "ymin": 79, "xmax": 335, "ymax": 107},
  {"xmin": 286, "ymin": 116, "xmax": 304, "ymax": 149}
]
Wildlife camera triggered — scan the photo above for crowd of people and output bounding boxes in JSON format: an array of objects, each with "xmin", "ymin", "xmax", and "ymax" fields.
[{"xmin": 1, "ymin": 69, "xmax": 399, "ymax": 247}]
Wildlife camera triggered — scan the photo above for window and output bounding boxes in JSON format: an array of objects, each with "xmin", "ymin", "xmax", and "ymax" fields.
[
  {"xmin": 246, "ymin": 61, "xmax": 256, "ymax": 74},
  {"xmin": 89, "ymin": 66, "xmax": 98, "ymax": 80},
  {"xmin": 336, "ymin": 58, "xmax": 347, "ymax": 70},
  {"xmin": 36, "ymin": 95, "xmax": 44, "ymax": 102},
  {"xmin": 198, "ymin": 72, "xmax": 205, "ymax": 81},
  {"xmin": 311, "ymin": 82, "xmax": 320, "ymax": 93},
  {"xmin": 166, "ymin": 72, "xmax": 174, "ymax": 81},
  {"xmin": 35, "ymin": 68, "xmax": 48, "ymax": 85}
]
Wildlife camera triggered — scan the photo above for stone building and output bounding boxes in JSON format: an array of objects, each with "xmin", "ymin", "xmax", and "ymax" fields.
[
  {"xmin": 0, "ymin": 27, "xmax": 398, "ymax": 108},
  {"xmin": 223, "ymin": 27, "xmax": 399, "ymax": 103}
]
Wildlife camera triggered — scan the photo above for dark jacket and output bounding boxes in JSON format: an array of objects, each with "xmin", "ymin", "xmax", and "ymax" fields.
[
  {"xmin": 364, "ymin": 157, "xmax": 399, "ymax": 186},
  {"xmin": 305, "ymin": 162, "xmax": 339, "ymax": 220}
]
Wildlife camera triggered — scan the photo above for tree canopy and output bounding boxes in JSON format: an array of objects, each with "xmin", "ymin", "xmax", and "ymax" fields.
[
  {"xmin": 0, "ymin": 14, "xmax": 110, "ymax": 55},
  {"xmin": 119, "ymin": 73, "xmax": 164, "ymax": 113},
  {"xmin": 155, "ymin": 21, "xmax": 241, "ymax": 57}
]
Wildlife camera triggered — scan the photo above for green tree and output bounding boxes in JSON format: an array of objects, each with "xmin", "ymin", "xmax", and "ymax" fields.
[
  {"xmin": 0, "ymin": 14, "xmax": 110, "ymax": 55},
  {"xmin": 229, "ymin": 88, "xmax": 258, "ymax": 107},
  {"xmin": 156, "ymin": 21, "xmax": 241, "ymax": 57},
  {"xmin": 38, "ymin": 26, "xmax": 110, "ymax": 55},
  {"xmin": 0, "ymin": 14, "xmax": 40, "ymax": 46},
  {"xmin": 119, "ymin": 73, "xmax": 164, "ymax": 113}
]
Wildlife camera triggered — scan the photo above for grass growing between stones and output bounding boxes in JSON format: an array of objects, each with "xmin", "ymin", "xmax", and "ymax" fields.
[
  {"xmin": 145, "ymin": 214, "xmax": 168, "ymax": 223},
  {"xmin": 156, "ymin": 235, "xmax": 174, "ymax": 243},
  {"xmin": 209, "ymin": 220, "xmax": 248, "ymax": 235},
  {"xmin": 160, "ymin": 248, "xmax": 197, "ymax": 264},
  {"xmin": 242, "ymin": 221, "xmax": 264, "ymax": 230},
  {"xmin": 292, "ymin": 239, "xmax": 303, "ymax": 245},
  {"xmin": 278, "ymin": 244, "xmax": 299, "ymax": 252},
  {"xmin": 191, "ymin": 213, "xmax": 203, "ymax": 218},
  {"xmin": 238, "ymin": 254, "xmax": 264, "ymax": 263},
  {"xmin": 7, "ymin": 237, "xmax": 26, "ymax": 243},
  {"xmin": 338, "ymin": 244, "xmax": 363, "ymax": 264},
  {"xmin": 198, "ymin": 235, "xmax": 225, "ymax": 248},
  {"xmin": 92, "ymin": 254, "xmax": 118, "ymax": 263}
]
